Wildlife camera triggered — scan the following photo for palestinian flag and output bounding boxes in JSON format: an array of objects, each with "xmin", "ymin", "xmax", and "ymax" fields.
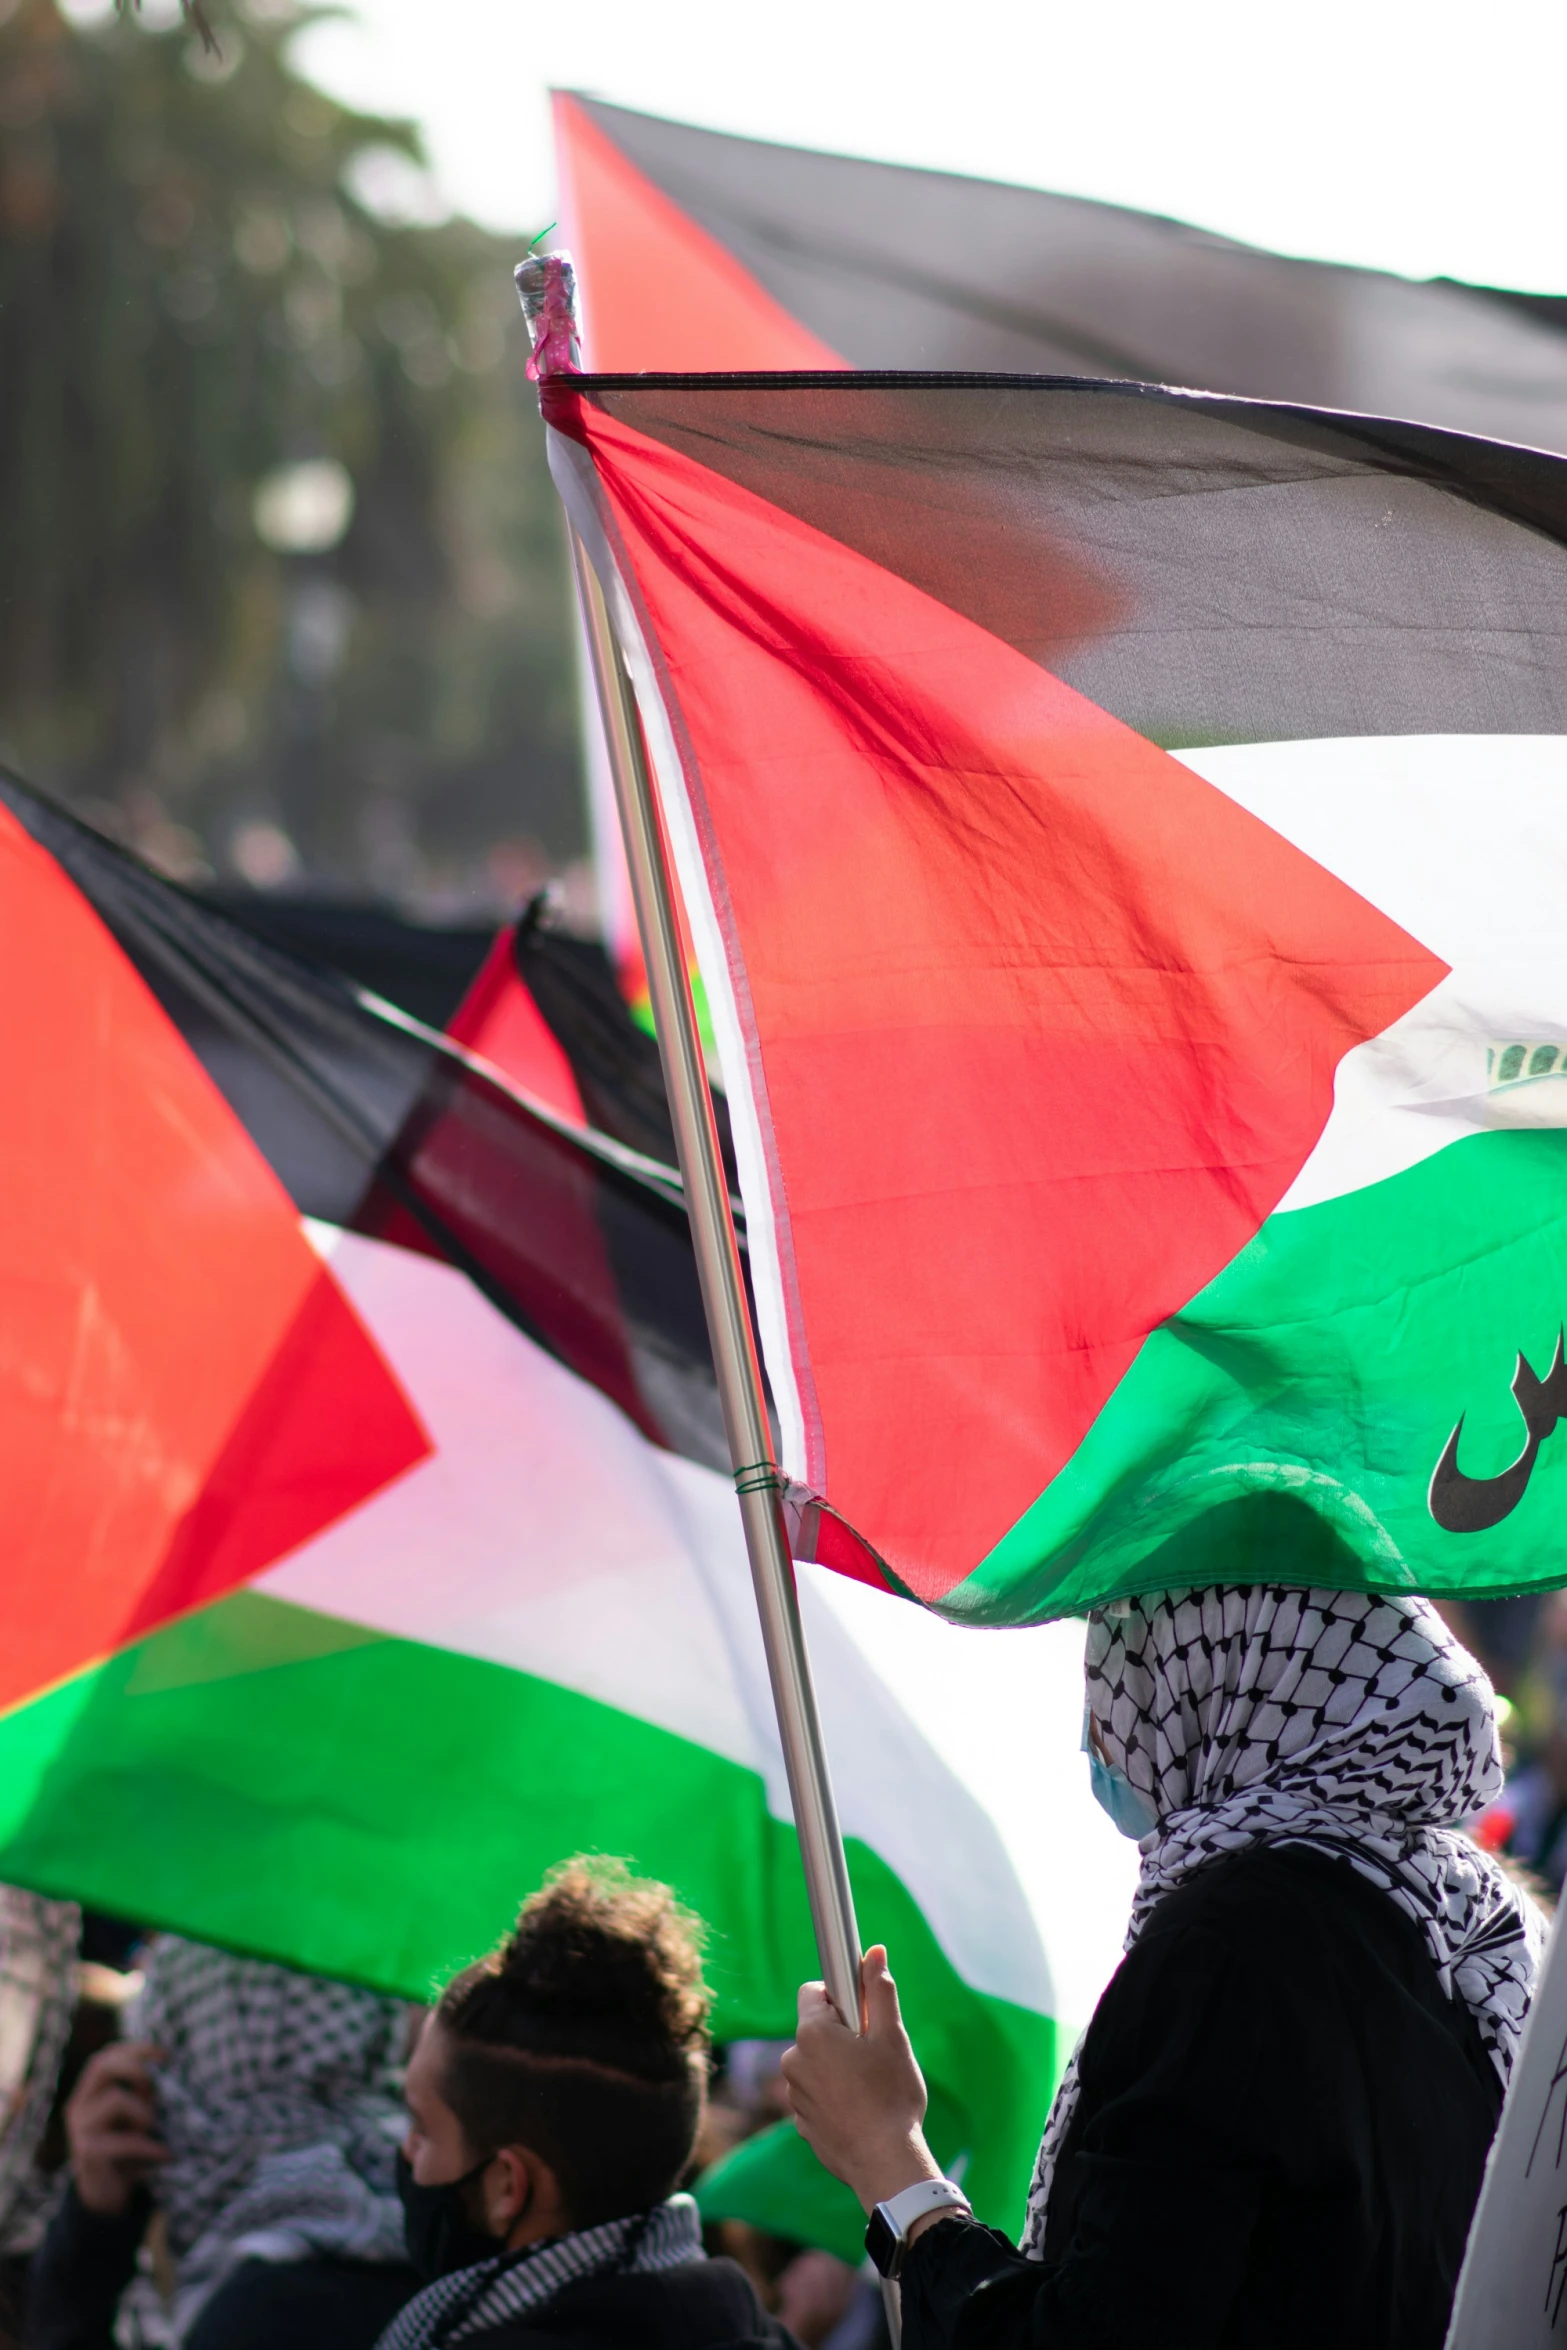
[
  {"xmin": 0, "ymin": 775, "xmax": 1059, "ymax": 2241},
  {"xmin": 553, "ymin": 95, "xmax": 1567, "ymax": 452},
  {"xmin": 553, "ymin": 97, "xmax": 1567, "ymax": 1019},
  {"xmin": 445, "ymin": 905, "xmax": 733, "ymax": 1176},
  {"xmin": 444, "ymin": 916, "xmax": 591, "ymax": 1128},
  {"xmin": 549, "ymin": 369, "xmax": 1567, "ymax": 1623}
]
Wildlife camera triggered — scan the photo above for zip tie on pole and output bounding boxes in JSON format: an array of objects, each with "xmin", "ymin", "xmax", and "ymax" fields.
[{"xmin": 732, "ymin": 1460, "xmax": 785, "ymax": 1497}]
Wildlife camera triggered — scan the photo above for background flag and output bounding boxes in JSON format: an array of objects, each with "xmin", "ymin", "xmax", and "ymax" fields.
[
  {"xmin": 551, "ymin": 371, "xmax": 1567, "ymax": 1622},
  {"xmin": 0, "ymin": 777, "xmax": 1090, "ymax": 2242}
]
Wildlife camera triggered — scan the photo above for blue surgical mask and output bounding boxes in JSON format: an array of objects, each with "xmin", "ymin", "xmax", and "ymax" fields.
[{"xmin": 1083, "ymin": 1707, "xmax": 1159, "ymax": 1843}]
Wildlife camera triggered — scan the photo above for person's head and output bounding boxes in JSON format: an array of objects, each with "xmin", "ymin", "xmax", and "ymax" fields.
[
  {"xmin": 400, "ymin": 1859, "xmax": 711, "ymax": 2274},
  {"xmin": 1082, "ymin": 1584, "xmax": 1502, "ymax": 1842},
  {"xmin": 136, "ymin": 1937, "xmax": 406, "ymax": 2259}
]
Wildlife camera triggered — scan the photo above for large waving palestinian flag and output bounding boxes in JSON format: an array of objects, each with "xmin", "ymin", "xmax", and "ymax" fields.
[
  {"xmin": 0, "ymin": 774, "xmax": 1067, "ymax": 2244},
  {"xmin": 553, "ymin": 95, "xmax": 1567, "ymax": 453},
  {"xmin": 554, "ymin": 98, "xmax": 1567, "ymax": 1014},
  {"xmin": 549, "ymin": 370, "xmax": 1567, "ymax": 1623}
]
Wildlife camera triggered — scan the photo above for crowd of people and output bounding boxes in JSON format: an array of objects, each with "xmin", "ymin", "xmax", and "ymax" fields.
[
  {"xmin": 0, "ymin": 1869, "xmax": 876, "ymax": 2350},
  {"xmin": 0, "ymin": 1580, "xmax": 1546, "ymax": 2350}
]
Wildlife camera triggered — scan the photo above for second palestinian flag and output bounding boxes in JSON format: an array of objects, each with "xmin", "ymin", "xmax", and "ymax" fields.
[{"xmin": 0, "ymin": 778, "xmax": 1059, "ymax": 2244}]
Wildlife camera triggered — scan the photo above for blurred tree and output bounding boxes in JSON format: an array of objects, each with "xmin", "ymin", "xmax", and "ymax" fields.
[{"xmin": 0, "ymin": 0, "xmax": 581, "ymax": 907}]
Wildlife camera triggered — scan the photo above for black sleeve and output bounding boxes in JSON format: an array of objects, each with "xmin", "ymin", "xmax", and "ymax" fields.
[
  {"xmin": 901, "ymin": 2158, "xmax": 1264, "ymax": 2350},
  {"xmin": 26, "ymin": 2183, "xmax": 149, "ymax": 2350},
  {"xmin": 900, "ymin": 1916, "xmax": 1282, "ymax": 2350}
]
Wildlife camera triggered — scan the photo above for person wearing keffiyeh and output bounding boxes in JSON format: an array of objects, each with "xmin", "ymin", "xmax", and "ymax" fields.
[
  {"xmin": 28, "ymin": 1937, "xmax": 420, "ymax": 2350},
  {"xmin": 783, "ymin": 1584, "xmax": 1546, "ymax": 2350}
]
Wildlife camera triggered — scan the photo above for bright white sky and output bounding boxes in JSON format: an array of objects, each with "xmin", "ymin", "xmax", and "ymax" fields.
[{"xmin": 294, "ymin": 0, "xmax": 1567, "ymax": 292}]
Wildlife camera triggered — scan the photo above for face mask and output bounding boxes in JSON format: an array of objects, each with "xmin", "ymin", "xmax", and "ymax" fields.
[
  {"xmin": 396, "ymin": 2145, "xmax": 503, "ymax": 2281},
  {"xmin": 1083, "ymin": 1706, "xmax": 1159, "ymax": 1843}
]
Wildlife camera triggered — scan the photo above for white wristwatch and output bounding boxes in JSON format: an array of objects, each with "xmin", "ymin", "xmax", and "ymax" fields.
[{"xmin": 864, "ymin": 2177, "xmax": 972, "ymax": 2279}]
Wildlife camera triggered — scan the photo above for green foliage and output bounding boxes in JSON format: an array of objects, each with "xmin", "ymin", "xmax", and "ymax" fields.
[{"xmin": 0, "ymin": 0, "xmax": 581, "ymax": 900}]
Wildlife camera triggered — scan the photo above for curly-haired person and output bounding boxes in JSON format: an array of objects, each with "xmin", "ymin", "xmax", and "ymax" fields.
[{"xmin": 384, "ymin": 1860, "xmax": 802, "ymax": 2350}]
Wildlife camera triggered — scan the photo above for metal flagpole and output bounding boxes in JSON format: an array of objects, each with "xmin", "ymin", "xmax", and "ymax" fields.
[
  {"xmin": 519, "ymin": 254, "xmax": 900, "ymax": 2337},
  {"xmin": 517, "ymin": 200, "xmax": 865, "ymax": 2035},
  {"xmin": 567, "ymin": 527, "xmax": 866, "ymax": 2032},
  {"xmin": 575, "ymin": 589, "xmax": 911, "ymax": 2350}
]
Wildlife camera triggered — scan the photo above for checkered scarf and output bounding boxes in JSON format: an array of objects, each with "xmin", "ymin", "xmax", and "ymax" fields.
[
  {"xmin": 374, "ymin": 2194, "xmax": 704, "ymax": 2350},
  {"xmin": 0, "ymin": 1890, "xmax": 79, "ymax": 2255},
  {"xmin": 1021, "ymin": 1585, "xmax": 1543, "ymax": 2258},
  {"xmin": 132, "ymin": 1936, "xmax": 410, "ymax": 2306}
]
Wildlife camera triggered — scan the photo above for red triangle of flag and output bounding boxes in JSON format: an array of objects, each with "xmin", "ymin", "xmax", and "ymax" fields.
[
  {"xmin": 572, "ymin": 400, "xmax": 1448, "ymax": 1598},
  {"xmin": 0, "ymin": 809, "xmax": 431, "ymax": 1711},
  {"xmin": 555, "ymin": 95, "xmax": 843, "ymax": 373},
  {"xmin": 444, "ymin": 923, "xmax": 587, "ymax": 1122}
]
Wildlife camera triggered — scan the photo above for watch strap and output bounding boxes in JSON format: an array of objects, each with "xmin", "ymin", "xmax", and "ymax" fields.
[{"xmin": 865, "ymin": 2177, "xmax": 972, "ymax": 2278}]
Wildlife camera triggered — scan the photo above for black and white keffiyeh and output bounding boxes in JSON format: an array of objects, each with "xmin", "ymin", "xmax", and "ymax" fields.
[
  {"xmin": 1021, "ymin": 1585, "xmax": 1544, "ymax": 2259},
  {"xmin": 129, "ymin": 1937, "xmax": 410, "ymax": 2338},
  {"xmin": 374, "ymin": 2194, "xmax": 704, "ymax": 2350},
  {"xmin": 136, "ymin": 1936, "xmax": 408, "ymax": 2254},
  {"xmin": 0, "ymin": 1890, "xmax": 79, "ymax": 2256}
]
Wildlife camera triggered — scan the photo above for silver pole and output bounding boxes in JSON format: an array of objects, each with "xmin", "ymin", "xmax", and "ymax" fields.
[{"xmin": 567, "ymin": 531, "xmax": 867, "ymax": 2034}]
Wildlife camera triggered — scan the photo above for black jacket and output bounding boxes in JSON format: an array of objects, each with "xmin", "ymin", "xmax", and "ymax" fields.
[
  {"xmin": 903, "ymin": 1844, "xmax": 1503, "ymax": 2350},
  {"xmin": 26, "ymin": 2186, "xmax": 419, "ymax": 2350},
  {"xmin": 454, "ymin": 2260, "xmax": 799, "ymax": 2348},
  {"xmin": 26, "ymin": 2186, "xmax": 796, "ymax": 2350}
]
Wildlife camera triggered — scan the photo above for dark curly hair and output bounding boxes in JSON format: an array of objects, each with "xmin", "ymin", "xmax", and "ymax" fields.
[{"xmin": 434, "ymin": 1860, "xmax": 711, "ymax": 2227}]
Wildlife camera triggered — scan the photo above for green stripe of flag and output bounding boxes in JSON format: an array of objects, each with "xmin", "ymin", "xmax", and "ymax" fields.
[
  {"xmin": 956, "ymin": 1125, "xmax": 1567, "ymax": 1623},
  {"xmin": 0, "ymin": 1589, "xmax": 1056, "ymax": 2241}
]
